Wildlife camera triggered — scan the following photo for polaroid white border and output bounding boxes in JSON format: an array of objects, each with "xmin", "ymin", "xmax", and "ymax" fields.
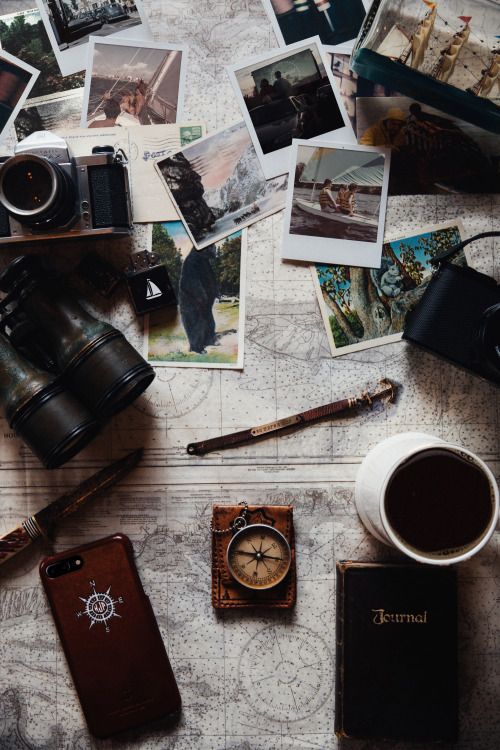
[
  {"xmin": 0, "ymin": 49, "xmax": 39, "ymax": 144},
  {"xmin": 261, "ymin": 0, "xmax": 371, "ymax": 53},
  {"xmin": 35, "ymin": 0, "xmax": 151, "ymax": 77},
  {"xmin": 144, "ymin": 226, "xmax": 248, "ymax": 369},
  {"xmin": 227, "ymin": 36, "xmax": 355, "ymax": 180},
  {"xmin": 311, "ymin": 219, "xmax": 467, "ymax": 357},
  {"xmin": 282, "ymin": 138, "xmax": 390, "ymax": 268},
  {"xmin": 154, "ymin": 120, "xmax": 287, "ymax": 251},
  {"xmin": 81, "ymin": 36, "xmax": 188, "ymax": 128}
]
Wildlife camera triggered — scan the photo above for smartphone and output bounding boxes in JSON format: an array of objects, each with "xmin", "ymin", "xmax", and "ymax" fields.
[{"xmin": 40, "ymin": 533, "xmax": 181, "ymax": 738}]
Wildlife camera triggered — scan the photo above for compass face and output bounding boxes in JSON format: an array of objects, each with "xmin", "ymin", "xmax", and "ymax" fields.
[
  {"xmin": 226, "ymin": 524, "xmax": 291, "ymax": 590},
  {"xmin": 76, "ymin": 580, "xmax": 124, "ymax": 634}
]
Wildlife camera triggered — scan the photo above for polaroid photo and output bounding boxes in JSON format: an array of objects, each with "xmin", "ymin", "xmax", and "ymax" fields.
[
  {"xmin": 328, "ymin": 45, "xmax": 401, "ymax": 132},
  {"xmin": 227, "ymin": 36, "xmax": 354, "ymax": 179},
  {"xmin": 35, "ymin": 0, "xmax": 151, "ymax": 77},
  {"xmin": 0, "ymin": 49, "xmax": 39, "ymax": 144},
  {"xmin": 261, "ymin": 0, "xmax": 369, "ymax": 52},
  {"xmin": 145, "ymin": 222, "xmax": 247, "ymax": 369},
  {"xmin": 155, "ymin": 120, "xmax": 288, "ymax": 250},
  {"xmin": 282, "ymin": 138, "xmax": 390, "ymax": 267},
  {"xmin": 15, "ymin": 89, "xmax": 85, "ymax": 141},
  {"xmin": 82, "ymin": 37, "xmax": 187, "ymax": 128},
  {"xmin": 356, "ymin": 96, "xmax": 500, "ymax": 195},
  {"xmin": 311, "ymin": 220, "xmax": 467, "ymax": 357}
]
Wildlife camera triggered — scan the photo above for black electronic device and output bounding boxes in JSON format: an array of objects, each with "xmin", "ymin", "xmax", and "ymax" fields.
[
  {"xmin": 0, "ymin": 131, "xmax": 132, "ymax": 245},
  {"xmin": 403, "ymin": 232, "xmax": 500, "ymax": 386}
]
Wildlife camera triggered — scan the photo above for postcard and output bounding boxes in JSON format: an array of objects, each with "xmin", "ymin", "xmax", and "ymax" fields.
[
  {"xmin": 145, "ymin": 222, "xmax": 247, "ymax": 369},
  {"xmin": 227, "ymin": 36, "xmax": 354, "ymax": 179},
  {"xmin": 155, "ymin": 120, "xmax": 288, "ymax": 250},
  {"xmin": 35, "ymin": 0, "xmax": 151, "ymax": 76},
  {"xmin": 261, "ymin": 0, "xmax": 369, "ymax": 52},
  {"xmin": 311, "ymin": 221, "xmax": 467, "ymax": 356},
  {"xmin": 0, "ymin": 48, "xmax": 39, "ymax": 143},
  {"xmin": 82, "ymin": 37, "xmax": 187, "ymax": 128},
  {"xmin": 56, "ymin": 123, "xmax": 205, "ymax": 223},
  {"xmin": 356, "ymin": 96, "xmax": 500, "ymax": 195},
  {"xmin": 282, "ymin": 138, "xmax": 390, "ymax": 267}
]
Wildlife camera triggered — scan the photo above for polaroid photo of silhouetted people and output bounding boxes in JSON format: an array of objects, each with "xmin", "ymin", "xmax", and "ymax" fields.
[
  {"xmin": 228, "ymin": 37, "xmax": 354, "ymax": 179},
  {"xmin": 0, "ymin": 49, "xmax": 39, "ymax": 144},
  {"xmin": 155, "ymin": 120, "xmax": 288, "ymax": 250},
  {"xmin": 35, "ymin": 0, "xmax": 151, "ymax": 76},
  {"xmin": 261, "ymin": 0, "xmax": 369, "ymax": 52},
  {"xmin": 82, "ymin": 37, "xmax": 187, "ymax": 128},
  {"xmin": 282, "ymin": 139, "xmax": 390, "ymax": 267},
  {"xmin": 144, "ymin": 222, "xmax": 247, "ymax": 368}
]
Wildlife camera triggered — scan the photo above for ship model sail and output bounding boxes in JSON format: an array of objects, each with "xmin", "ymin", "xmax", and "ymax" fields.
[{"xmin": 375, "ymin": 1, "xmax": 498, "ymax": 102}]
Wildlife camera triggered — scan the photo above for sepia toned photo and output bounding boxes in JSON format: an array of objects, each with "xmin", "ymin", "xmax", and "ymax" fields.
[
  {"xmin": 311, "ymin": 221, "xmax": 466, "ymax": 356},
  {"xmin": 282, "ymin": 139, "xmax": 390, "ymax": 267},
  {"xmin": 145, "ymin": 222, "xmax": 246, "ymax": 368},
  {"xmin": 0, "ymin": 49, "xmax": 39, "ymax": 143},
  {"xmin": 228, "ymin": 37, "xmax": 353, "ymax": 179},
  {"xmin": 261, "ymin": 0, "xmax": 368, "ymax": 51},
  {"xmin": 155, "ymin": 120, "xmax": 288, "ymax": 250},
  {"xmin": 35, "ymin": 0, "xmax": 150, "ymax": 76},
  {"xmin": 82, "ymin": 38, "xmax": 186, "ymax": 127}
]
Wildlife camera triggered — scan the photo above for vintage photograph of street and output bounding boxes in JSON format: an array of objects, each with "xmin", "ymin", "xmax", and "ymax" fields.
[
  {"xmin": 261, "ymin": 0, "xmax": 368, "ymax": 50},
  {"xmin": 145, "ymin": 221, "xmax": 246, "ymax": 368},
  {"xmin": 35, "ymin": 0, "xmax": 150, "ymax": 75},
  {"xmin": 83, "ymin": 38, "xmax": 186, "ymax": 127},
  {"xmin": 155, "ymin": 120, "xmax": 288, "ymax": 250},
  {"xmin": 311, "ymin": 221, "xmax": 466, "ymax": 356},
  {"xmin": 228, "ymin": 37, "xmax": 353, "ymax": 178}
]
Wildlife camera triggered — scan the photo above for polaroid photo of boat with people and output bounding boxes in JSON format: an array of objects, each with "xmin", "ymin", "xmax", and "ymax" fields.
[
  {"xmin": 227, "ymin": 36, "xmax": 354, "ymax": 179},
  {"xmin": 82, "ymin": 37, "xmax": 187, "ymax": 129},
  {"xmin": 282, "ymin": 138, "xmax": 390, "ymax": 267}
]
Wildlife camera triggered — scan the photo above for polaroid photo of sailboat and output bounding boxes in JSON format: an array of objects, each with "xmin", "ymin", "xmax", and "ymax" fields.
[
  {"xmin": 227, "ymin": 36, "xmax": 355, "ymax": 180},
  {"xmin": 282, "ymin": 138, "xmax": 390, "ymax": 267},
  {"xmin": 81, "ymin": 36, "xmax": 187, "ymax": 128}
]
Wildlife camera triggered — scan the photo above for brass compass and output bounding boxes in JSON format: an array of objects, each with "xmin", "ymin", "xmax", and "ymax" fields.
[{"xmin": 226, "ymin": 523, "xmax": 291, "ymax": 591}]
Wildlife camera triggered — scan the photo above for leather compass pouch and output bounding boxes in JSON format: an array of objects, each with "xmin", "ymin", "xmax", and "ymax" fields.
[
  {"xmin": 211, "ymin": 504, "xmax": 296, "ymax": 609},
  {"xmin": 40, "ymin": 534, "xmax": 181, "ymax": 738}
]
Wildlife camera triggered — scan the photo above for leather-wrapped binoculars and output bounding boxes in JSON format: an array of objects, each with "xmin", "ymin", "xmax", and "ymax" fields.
[{"xmin": 0, "ymin": 255, "xmax": 155, "ymax": 468}]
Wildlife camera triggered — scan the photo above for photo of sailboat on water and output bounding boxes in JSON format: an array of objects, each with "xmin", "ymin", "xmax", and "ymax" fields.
[
  {"xmin": 82, "ymin": 37, "xmax": 186, "ymax": 128},
  {"xmin": 282, "ymin": 139, "xmax": 390, "ymax": 268}
]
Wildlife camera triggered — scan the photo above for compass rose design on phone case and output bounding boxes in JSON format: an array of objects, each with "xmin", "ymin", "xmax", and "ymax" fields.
[{"xmin": 76, "ymin": 579, "xmax": 124, "ymax": 633}]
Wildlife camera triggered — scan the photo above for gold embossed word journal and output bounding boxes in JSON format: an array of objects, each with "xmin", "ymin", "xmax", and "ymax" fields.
[{"xmin": 211, "ymin": 504, "xmax": 296, "ymax": 609}]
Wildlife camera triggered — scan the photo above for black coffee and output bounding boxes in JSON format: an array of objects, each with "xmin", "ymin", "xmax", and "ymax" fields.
[{"xmin": 385, "ymin": 448, "xmax": 493, "ymax": 554}]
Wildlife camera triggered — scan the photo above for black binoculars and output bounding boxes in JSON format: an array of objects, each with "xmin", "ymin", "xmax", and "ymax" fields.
[{"xmin": 0, "ymin": 255, "xmax": 155, "ymax": 468}]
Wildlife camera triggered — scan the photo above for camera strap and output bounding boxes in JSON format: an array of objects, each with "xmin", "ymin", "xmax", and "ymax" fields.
[{"xmin": 431, "ymin": 231, "xmax": 500, "ymax": 267}]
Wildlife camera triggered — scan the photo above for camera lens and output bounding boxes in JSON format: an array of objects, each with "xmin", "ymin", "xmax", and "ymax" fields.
[
  {"xmin": 0, "ymin": 154, "xmax": 76, "ymax": 228},
  {"xmin": 479, "ymin": 304, "xmax": 500, "ymax": 375}
]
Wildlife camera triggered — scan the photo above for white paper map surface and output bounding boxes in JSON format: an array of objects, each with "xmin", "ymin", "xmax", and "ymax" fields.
[{"xmin": 0, "ymin": 1, "xmax": 499, "ymax": 749}]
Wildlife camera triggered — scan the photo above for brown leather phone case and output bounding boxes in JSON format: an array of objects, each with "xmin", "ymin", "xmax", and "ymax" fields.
[
  {"xmin": 39, "ymin": 534, "xmax": 181, "ymax": 738},
  {"xmin": 212, "ymin": 504, "xmax": 296, "ymax": 609}
]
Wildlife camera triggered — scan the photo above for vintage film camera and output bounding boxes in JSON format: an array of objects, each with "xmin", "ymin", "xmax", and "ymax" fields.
[
  {"xmin": 0, "ymin": 131, "xmax": 132, "ymax": 245},
  {"xmin": 403, "ymin": 232, "xmax": 500, "ymax": 386},
  {"xmin": 0, "ymin": 255, "xmax": 154, "ymax": 468}
]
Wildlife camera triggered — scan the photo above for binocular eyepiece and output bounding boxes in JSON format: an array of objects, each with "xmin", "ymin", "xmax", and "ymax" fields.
[{"xmin": 0, "ymin": 255, "xmax": 155, "ymax": 468}]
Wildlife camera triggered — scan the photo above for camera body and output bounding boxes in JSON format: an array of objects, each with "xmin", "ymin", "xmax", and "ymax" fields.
[
  {"xmin": 0, "ymin": 131, "xmax": 132, "ymax": 245},
  {"xmin": 403, "ymin": 262, "xmax": 500, "ymax": 385}
]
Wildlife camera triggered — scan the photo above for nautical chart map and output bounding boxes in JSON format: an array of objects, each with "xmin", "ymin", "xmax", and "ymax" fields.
[{"xmin": 0, "ymin": 1, "xmax": 499, "ymax": 748}]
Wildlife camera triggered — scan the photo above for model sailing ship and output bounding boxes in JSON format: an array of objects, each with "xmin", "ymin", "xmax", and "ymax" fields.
[{"xmin": 375, "ymin": 1, "xmax": 499, "ymax": 100}]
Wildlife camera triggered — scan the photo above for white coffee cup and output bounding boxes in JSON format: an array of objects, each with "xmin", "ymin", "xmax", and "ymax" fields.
[{"xmin": 355, "ymin": 432, "xmax": 499, "ymax": 565}]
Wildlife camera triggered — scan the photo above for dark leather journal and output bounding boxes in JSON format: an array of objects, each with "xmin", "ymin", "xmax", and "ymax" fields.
[{"xmin": 335, "ymin": 561, "xmax": 457, "ymax": 742}]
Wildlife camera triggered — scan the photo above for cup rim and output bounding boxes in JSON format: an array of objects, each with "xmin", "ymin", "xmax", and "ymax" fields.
[{"xmin": 378, "ymin": 441, "xmax": 499, "ymax": 565}]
